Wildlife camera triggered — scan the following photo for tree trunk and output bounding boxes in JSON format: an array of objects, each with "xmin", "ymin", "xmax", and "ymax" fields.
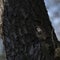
[{"xmin": 3, "ymin": 0, "xmax": 59, "ymax": 60}]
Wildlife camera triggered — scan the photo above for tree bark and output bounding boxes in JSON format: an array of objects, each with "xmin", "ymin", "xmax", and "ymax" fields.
[{"xmin": 3, "ymin": 0, "xmax": 59, "ymax": 60}]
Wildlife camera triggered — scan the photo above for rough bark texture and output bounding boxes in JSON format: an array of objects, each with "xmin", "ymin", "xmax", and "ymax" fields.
[
  {"xmin": 0, "ymin": 0, "xmax": 4, "ymax": 37},
  {"xmin": 3, "ymin": 0, "xmax": 59, "ymax": 60}
]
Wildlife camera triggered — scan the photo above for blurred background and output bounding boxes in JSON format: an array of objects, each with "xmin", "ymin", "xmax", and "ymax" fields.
[
  {"xmin": 0, "ymin": 0, "xmax": 60, "ymax": 60},
  {"xmin": 44, "ymin": 0, "xmax": 60, "ymax": 41}
]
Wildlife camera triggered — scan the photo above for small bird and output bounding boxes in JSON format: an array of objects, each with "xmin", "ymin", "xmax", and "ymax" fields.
[{"xmin": 36, "ymin": 26, "xmax": 47, "ymax": 40}]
